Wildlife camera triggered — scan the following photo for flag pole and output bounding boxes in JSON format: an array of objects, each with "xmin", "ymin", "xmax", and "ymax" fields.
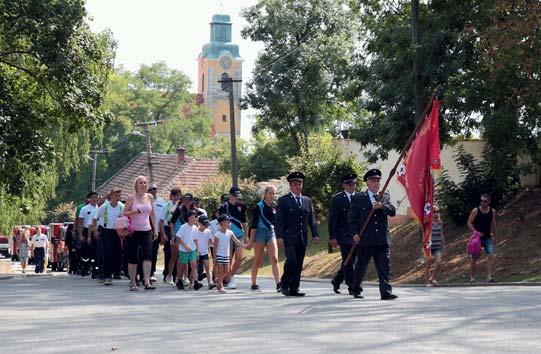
[{"xmin": 343, "ymin": 86, "xmax": 439, "ymax": 267}]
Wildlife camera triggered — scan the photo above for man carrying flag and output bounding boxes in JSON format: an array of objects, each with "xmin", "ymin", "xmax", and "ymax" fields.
[{"xmin": 397, "ymin": 100, "xmax": 441, "ymax": 258}]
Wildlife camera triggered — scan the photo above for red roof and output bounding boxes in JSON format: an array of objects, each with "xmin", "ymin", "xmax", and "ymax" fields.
[{"xmin": 96, "ymin": 152, "xmax": 220, "ymax": 200}]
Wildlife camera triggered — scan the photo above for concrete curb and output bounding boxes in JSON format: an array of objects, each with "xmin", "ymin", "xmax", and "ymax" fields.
[{"xmin": 234, "ymin": 274, "xmax": 541, "ymax": 287}]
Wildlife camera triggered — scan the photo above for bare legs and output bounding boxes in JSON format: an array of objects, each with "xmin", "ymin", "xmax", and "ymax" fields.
[{"xmin": 250, "ymin": 238, "xmax": 280, "ymax": 286}]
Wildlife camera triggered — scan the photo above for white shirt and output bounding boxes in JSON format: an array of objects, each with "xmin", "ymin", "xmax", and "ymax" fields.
[
  {"xmin": 176, "ymin": 223, "xmax": 198, "ymax": 252},
  {"xmin": 154, "ymin": 197, "xmax": 165, "ymax": 223},
  {"xmin": 345, "ymin": 191, "xmax": 354, "ymax": 203},
  {"xmin": 160, "ymin": 200, "xmax": 175, "ymax": 223},
  {"xmin": 215, "ymin": 229, "xmax": 234, "ymax": 257},
  {"xmin": 91, "ymin": 207, "xmax": 101, "ymax": 227},
  {"xmin": 290, "ymin": 192, "xmax": 303, "ymax": 207},
  {"xmin": 79, "ymin": 204, "xmax": 98, "ymax": 228},
  {"xmin": 209, "ymin": 220, "xmax": 219, "ymax": 239},
  {"xmin": 32, "ymin": 234, "xmax": 49, "ymax": 248},
  {"xmin": 368, "ymin": 191, "xmax": 378, "ymax": 205},
  {"xmin": 96, "ymin": 201, "xmax": 124, "ymax": 229},
  {"xmin": 194, "ymin": 228, "xmax": 213, "ymax": 256}
]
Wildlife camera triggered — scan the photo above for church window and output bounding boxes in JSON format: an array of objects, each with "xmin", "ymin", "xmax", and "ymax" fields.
[{"xmin": 221, "ymin": 73, "xmax": 230, "ymax": 92}]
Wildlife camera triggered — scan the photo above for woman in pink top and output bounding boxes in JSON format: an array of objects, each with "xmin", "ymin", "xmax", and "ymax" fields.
[{"xmin": 124, "ymin": 175, "xmax": 159, "ymax": 291}]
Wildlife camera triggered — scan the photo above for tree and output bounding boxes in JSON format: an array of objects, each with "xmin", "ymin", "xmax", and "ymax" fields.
[
  {"xmin": 241, "ymin": 0, "xmax": 360, "ymax": 151},
  {"xmin": 349, "ymin": 0, "xmax": 540, "ymax": 196},
  {"xmin": 53, "ymin": 63, "xmax": 214, "ymax": 205},
  {"xmin": 288, "ymin": 133, "xmax": 364, "ymax": 216},
  {"xmin": 0, "ymin": 0, "xmax": 115, "ymax": 232}
]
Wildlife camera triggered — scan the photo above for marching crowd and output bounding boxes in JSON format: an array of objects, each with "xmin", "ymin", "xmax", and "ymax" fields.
[{"xmin": 14, "ymin": 168, "xmax": 498, "ymax": 297}]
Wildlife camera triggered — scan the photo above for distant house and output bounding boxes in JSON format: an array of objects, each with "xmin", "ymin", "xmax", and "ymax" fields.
[{"xmin": 96, "ymin": 147, "xmax": 220, "ymax": 200}]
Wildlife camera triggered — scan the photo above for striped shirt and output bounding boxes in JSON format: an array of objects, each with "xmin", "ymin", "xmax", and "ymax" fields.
[{"xmin": 431, "ymin": 222, "xmax": 443, "ymax": 248}]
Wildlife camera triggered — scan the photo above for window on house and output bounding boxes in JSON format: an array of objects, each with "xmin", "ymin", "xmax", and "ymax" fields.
[{"xmin": 222, "ymin": 115, "xmax": 227, "ymax": 122}]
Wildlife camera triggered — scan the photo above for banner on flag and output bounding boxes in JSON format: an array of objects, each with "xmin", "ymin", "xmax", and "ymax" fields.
[{"xmin": 397, "ymin": 100, "xmax": 440, "ymax": 257}]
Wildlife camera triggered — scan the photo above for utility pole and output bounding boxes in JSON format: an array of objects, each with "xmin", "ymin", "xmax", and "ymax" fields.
[
  {"xmin": 90, "ymin": 149, "xmax": 107, "ymax": 191},
  {"xmin": 218, "ymin": 76, "xmax": 242, "ymax": 187},
  {"xmin": 411, "ymin": 0, "xmax": 423, "ymax": 120},
  {"xmin": 134, "ymin": 119, "xmax": 169, "ymax": 184}
]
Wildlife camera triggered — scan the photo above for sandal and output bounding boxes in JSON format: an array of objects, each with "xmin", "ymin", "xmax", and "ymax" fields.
[
  {"xmin": 144, "ymin": 284, "xmax": 156, "ymax": 290},
  {"xmin": 130, "ymin": 285, "xmax": 139, "ymax": 292}
]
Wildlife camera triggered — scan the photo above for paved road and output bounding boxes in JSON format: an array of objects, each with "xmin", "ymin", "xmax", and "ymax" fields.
[{"xmin": 2, "ymin": 274, "xmax": 540, "ymax": 354}]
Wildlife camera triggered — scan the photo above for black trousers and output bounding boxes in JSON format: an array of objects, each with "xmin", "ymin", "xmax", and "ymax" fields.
[
  {"xmin": 332, "ymin": 243, "xmax": 354, "ymax": 291},
  {"xmin": 34, "ymin": 247, "xmax": 45, "ymax": 273},
  {"xmin": 151, "ymin": 235, "xmax": 161, "ymax": 276},
  {"xmin": 79, "ymin": 228, "xmax": 92, "ymax": 276},
  {"xmin": 162, "ymin": 228, "xmax": 172, "ymax": 277},
  {"xmin": 101, "ymin": 229, "xmax": 122, "ymax": 279},
  {"xmin": 68, "ymin": 247, "xmax": 78, "ymax": 274},
  {"xmin": 280, "ymin": 240, "xmax": 306, "ymax": 292},
  {"xmin": 91, "ymin": 237, "xmax": 103, "ymax": 278},
  {"xmin": 352, "ymin": 244, "xmax": 392, "ymax": 296}
]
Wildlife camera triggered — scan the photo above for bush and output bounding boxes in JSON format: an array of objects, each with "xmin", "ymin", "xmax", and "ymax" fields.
[
  {"xmin": 436, "ymin": 145, "xmax": 521, "ymax": 225},
  {"xmin": 288, "ymin": 134, "xmax": 365, "ymax": 217},
  {"xmin": 193, "ymin": 174, "xmax": 259, "ymax": 216}
]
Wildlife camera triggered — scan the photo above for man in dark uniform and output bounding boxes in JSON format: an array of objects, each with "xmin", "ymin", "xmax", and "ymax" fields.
[
  {"xmin": 349, "ymin": 168, "xmax": 397, "ymax": 300},
  {"xmin": 329, "ymin": 173, "xmax": 358, "ymax": 294},
  {"xmin": 276, "ymin": 171, "xmax": 320, "ymax": 296}
]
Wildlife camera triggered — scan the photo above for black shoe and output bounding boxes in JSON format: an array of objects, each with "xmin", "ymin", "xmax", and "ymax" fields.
[
  {"xmin": 194, "ymin": 281, "xmax": 203, "ymax": 290},
  {"xmin": 331, "ymin": 279, "xmax": 341, "ymax": 294},
  {"xmin": 176, "ymin": 280, "xmax": 185, "ymax": 290},
  {"xmin": 381, "ymin": 294, "xmax": 398, "ymax": 300},
  {"xmin": 348, "ymin": 288, "xmax": 354, "ymax": 295},
  {"xmin": 282, "ymin": 289, "xmax": 291, "ymax": 296},
  {"xmin": 250, "ymin": 284, "xmax": 261, "ymax": 292},
  {"xmin": 276, "ymin": 282, "xmax": 282, "ymax": 293},
  {"xmin": 352, "ymin": 293, "xmax": 364, "ymax": 299},
  {"xmin": 198, "ymin": 273, "xmax": 207, "ymax": 281},
  {"xmin": 289, "ymin": 290, "xmax": 305, "ymax": 297}
]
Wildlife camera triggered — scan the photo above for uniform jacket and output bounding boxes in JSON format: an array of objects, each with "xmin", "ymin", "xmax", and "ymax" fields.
[
  {"xmin": 348, "ymin": 190, "xmax": 396, "ymax": 246},
  {"xmin": 276, "ymin": 193, "xmax": 319, "ymax": 245},
  {"xmin": 328, "ymin": 191, "xmax": 354, "ymax": 246}
]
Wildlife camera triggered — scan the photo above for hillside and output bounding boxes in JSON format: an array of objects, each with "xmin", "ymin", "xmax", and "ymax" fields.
[{"xmin": 239, "ymin": 188, "xmax": 541, "ymax": 284}]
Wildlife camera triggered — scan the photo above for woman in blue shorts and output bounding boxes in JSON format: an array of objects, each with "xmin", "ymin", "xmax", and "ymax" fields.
[{"xmin": 247, "ymin": 185, "xmax": 281, "ymax": 292}]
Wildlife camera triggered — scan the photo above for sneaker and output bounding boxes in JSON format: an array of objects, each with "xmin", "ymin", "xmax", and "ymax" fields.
[
  {"xmin": 276, "ymin": 282, "xmax": 282, "ymax": 293},
  {"xmin": 208, "ymin": 284, "xmax": 216, "ymax": 290},
  {"xmin": 194, "ymin": 282, "xmax": 203, "ymax": 290},
  {"xmin": 227, "ymin": 277, "xmax": 237, "ymax": 289},
  {"xmin": 22, "ymin": 270, "xmax": 26, "ymax": 274},
  {"xmin": 150, "ymin": 276, "xmax": 157, "ymax": 283},
  {"xmin": 104, "ymin": 278, "xmax": 112, "ymax": 286},
  {"xmin": 250, "ymin": 284, "xmax": 261, "ymax": 292},
  {"xmin": 197, "ymin": 272, "xmax": 207, "ymax": 281},
  {"xmin": 176, "ymin": 280, "xmax": 185, "ymax": 290},
  {"xmin": 166, "ymin": 274, "xmax": 174, "ymax": 285}
]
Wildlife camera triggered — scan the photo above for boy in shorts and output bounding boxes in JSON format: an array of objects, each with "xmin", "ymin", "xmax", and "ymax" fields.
[
  {"xmin": 175, "ymin": 210, "xmax": 202, "ymax": 290},
  {"xmin": 195, "ymin": 215, "xmax": 215, "ymax": 289}
]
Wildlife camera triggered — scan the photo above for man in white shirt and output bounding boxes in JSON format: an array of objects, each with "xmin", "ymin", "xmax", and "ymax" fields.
[
  {"xmin": 148, "ymin": 184, "xmax": 165, "ymax": 282},
  {"xmin": 94, "ymin": 189, "xmax": 124, "ymax": 285},
  {"xmin": 31, "ymin": 227, "xmax": 49, "ymax": 273},
  {"xmin": 78, "ymin": 192, "xmax": 98, "ymax": 277}
]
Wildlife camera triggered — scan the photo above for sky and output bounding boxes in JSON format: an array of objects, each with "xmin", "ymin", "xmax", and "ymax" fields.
[{"xmin": 85, "ymin": 0, "xmax": 262, "ymax": 139}]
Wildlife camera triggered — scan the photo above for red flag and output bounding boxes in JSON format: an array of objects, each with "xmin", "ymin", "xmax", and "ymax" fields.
[{"xmin": 397, "ymin": 100, "xmax": 440, "ymax": 257}]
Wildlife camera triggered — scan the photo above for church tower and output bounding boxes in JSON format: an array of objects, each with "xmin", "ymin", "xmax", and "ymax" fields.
[{"xmin": 197, "ymin": 14, "xmax": 242, "ymax": 137}]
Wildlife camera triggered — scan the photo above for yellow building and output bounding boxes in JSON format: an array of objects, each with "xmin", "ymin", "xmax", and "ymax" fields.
[{"xmin": 197, "ymin": 14, "xmax": 242, "ymax": 137}]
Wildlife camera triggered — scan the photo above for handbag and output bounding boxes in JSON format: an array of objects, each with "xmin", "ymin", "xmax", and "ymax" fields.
[
  {"xmin": 466, "ymin": 230, "xmax": 482, "ymax": 257},
  {"xmin": 115, "ymin": 216, "xmax": 134, "ymax": 238}
]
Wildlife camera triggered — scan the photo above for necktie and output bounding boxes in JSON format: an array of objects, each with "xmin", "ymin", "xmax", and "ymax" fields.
[{"xmin": 296, "ymin": 196, "xmax": 302, "ymax": 208}]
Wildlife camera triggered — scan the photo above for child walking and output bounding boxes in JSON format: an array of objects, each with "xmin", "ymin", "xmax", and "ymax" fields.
[
  {"xmin": 195, "ymin": 215, "xmax": 215, "ymax": 289},
  {"xmin": 214, "ymin": 214, "xmax": 245, "ymax": 293},
  {"xmin": 425, "ymin": 206, "xmax": 445, "ymax": 286},
  {"xmin": 175, "ymin": 210, "xmax": 202, "ymax": 290}
]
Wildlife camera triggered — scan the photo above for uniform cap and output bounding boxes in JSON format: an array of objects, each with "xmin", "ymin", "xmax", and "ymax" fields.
[
  {"xmin": 229, "ymin": 186, "xmax": 242, "ymax": 196},
  {"xmin": 198, "ymin": 215, "xmax": 210, "ymax": 225},
  {"xmin": 341, "ymin": 173, "xmax": 358, "ymax": 184},
  {"xmin": 183, "ymin": 193, "xmax": 194, "ymax": 200},
  {"xmin": 217, "ymin": 214, "xmax": 230, "ymax": 222},
  {"xmin": 287, "ymin": 171, "xmax": 305, "ymax": 182},
  {"xmin": 363, "ymin": 169, "xmax": 382, "ymax": 182}
]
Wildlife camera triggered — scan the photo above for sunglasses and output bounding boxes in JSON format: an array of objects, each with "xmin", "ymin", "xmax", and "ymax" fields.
[{"xmin": 481, "ymin": 199, "xmax": 488, "ymax": 203}]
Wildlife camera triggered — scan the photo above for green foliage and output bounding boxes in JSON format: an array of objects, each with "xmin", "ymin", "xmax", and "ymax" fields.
[
  {"xmin": 193, "ymin": 174, "xmax": 259, "ymax": 217},
  {"xmin": 54, "ymin": 63, "xmax": 214, "ymax": 205},
  {"xmin": 288, "ymin": 134, "xmax": 364, "ymax": 216},
  {"xmin": 436, "ymin": 146, "xmax": 521, "ymax": 226},
  {"xmin": 0, "ymin": 0, "xmax": 115, "ymax": 233},
  {"xmin": 350, "ymin": 0, "xmax": 540, "ymax": 193},
  {"xmin": 241, "ymin": 0, "xmax": 360, "ymax": 150}
]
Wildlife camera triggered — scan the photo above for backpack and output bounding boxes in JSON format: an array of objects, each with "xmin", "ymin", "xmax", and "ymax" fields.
[{"xmin": 466, "ymin": 231, "xmax": 482, "ymax": 257}]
